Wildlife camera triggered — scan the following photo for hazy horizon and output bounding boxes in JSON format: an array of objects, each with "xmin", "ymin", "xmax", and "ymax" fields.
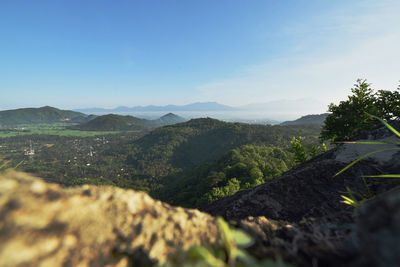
[{"xmin": 0, "ymin": 98, "xmax": 329, "ymax": 121}]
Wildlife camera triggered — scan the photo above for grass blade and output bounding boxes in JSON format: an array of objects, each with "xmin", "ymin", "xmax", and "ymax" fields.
[
  {"xmin": 0, "ymin": 160, "xmax": 10, "ymax": 170},
  {"xmin": 338, "ymin": 141, "xmax": 400, "ymax": 145},
  {"xmin": 334, "ymin": 148, "xmax": 400, "ymax": 177},
  {"xmin": 11, "ymin": 160, "xmax": 24, "ymax": 170},
  {"xmin": 367, "ymin": 113, "xmax": 400, "ymax": 138},
  {"xmin": 363, "ymin": 174, "xmax": 400, "ymax": 178}
]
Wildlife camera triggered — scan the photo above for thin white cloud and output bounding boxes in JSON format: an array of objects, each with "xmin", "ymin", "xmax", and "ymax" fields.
[{"xmin": 195, "ymin": 0, "xmax": 400, "ymax": 109}]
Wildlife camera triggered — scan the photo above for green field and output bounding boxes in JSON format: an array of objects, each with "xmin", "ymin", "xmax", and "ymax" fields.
[{"xmin": 0, "ymin": 125, "xmax": 131, "ymax": 137}]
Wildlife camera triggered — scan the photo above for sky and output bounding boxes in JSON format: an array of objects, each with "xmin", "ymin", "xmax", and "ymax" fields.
[{"xmin": 1, "ymin": 0, "xmax": 399, "ymax": 111}]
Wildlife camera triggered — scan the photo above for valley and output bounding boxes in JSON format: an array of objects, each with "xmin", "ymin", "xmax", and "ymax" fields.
[{"xmin": 0, "ymin": 112, "xmax": 324, "ymax": 207}]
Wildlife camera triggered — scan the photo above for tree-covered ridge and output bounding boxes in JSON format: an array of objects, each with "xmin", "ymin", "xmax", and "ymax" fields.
[
  {"xmin": 152, "ymin": 112, "xmax": 187, "ymax": 125},
  {"xmin": 71, "ymin": 113, "xmax": 186, "ymax": 131},
  {"xmin": 71, "ymin": 114, "xmax": 150, "ymax": 131},
  {"xmin": 0, "ymin": 106, "xmax": 91, "ymax": 126},
  {"xmin": 281, "ymin": 113, "xmax": 329, "ymax": 126},
  {"xmin": 123, "ymin": 118, "xmax": 322, "ymax": 179}
]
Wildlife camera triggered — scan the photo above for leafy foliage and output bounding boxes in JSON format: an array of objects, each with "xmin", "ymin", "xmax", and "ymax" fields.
[
  {"xmin": 290, "ymin": 137, "xmax": 326, "ymax": 165},
  {"xmin": 157, "ymin": 144, "xmax": 294, "ymax": 207},
  {"xmin": 320, "ymin": 79, "xmax": 400, "ymax": 142},
  {"xmin": 290, "ymin": 137, "xmax": 307, "ymax": 165},
  {"xmin": 176, "ymin": 217, "xmax": 292, "ymax": 267}
]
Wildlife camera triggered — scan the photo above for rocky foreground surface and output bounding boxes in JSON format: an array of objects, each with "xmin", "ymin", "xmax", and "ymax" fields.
[
  {"xmin": 0, "ymin": 124, "xmax": 399, "ymax": 267},
  {"xmin": 201, "ymin": 123, "xmax": 400, "ymax": 266},
  {"xmin": 1, "ymin": 173, "xmax": 399, "ymax": 267},
  {"xmin": 0, "ymin": 171, "xmax": 220, "ymax": 266}
]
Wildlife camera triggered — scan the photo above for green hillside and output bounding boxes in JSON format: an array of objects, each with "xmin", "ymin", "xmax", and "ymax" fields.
[
  {"xmin": 280, "ymin": 113, "xmax": 329, "ymax": 126},
  {"xmin": 72, "ymin": 114, "xmax": 150, "ymax": 131},
  {"xmin": 157, "ymin": 144, "xmax": 293, "ymax": 207},
  {"xmin": 72, "ymin": 113, "xmax": 186, "ymax": 131},
  {"xmin": 0, "ymin": 106, "xmax": 90, "ymax": 126},
  {"xmin": 152, "ymin": 113, "xmax": 187, "ymax": 126},
  {"xmin": 125, "ymin": 118, "xmax": 321, "ymax": 176}
]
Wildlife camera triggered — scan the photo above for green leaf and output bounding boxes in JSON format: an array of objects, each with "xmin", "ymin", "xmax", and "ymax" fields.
[
  {"xmin": 362, "ymin": 174, "xmax": 400, "ymax": 178},
  {"xmin": 230, "ymin": 229, "xmax": 253, "ymax": 247},
  {"xmin": 333, "ymin": 148, "xmax": 400, "ymax": 177},
  {"xmin": 217, "ymin": 217, "xmax": 232, "ymax": 246},
  {"xmin": 345, "ymin": 186, "xmax": 357, "ymax": 200},
  {"xmin": 340, "ymin": 195, "xmax": 359, "ymax": 207},
  {"xmin": 188, "ymin": 246, "xmax": 225, "ymax": 267},
  {"xmin": 235, "ymin": 249, "xmax": 257, "ymax": 266}
]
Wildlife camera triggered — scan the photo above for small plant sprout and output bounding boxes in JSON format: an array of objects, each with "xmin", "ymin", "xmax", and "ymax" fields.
[
  {"xmin": 340, "ymin": 187, "xmax": 361, "ymax": 207},
  {"xmin": 186, "ymin": 217, "xmax": 292, "ymax": 266}
]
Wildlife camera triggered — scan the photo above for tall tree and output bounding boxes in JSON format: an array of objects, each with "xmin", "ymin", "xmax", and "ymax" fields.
[{"xmin": 320, "ymin": 79, "xmax": 400, "ymax": 142}]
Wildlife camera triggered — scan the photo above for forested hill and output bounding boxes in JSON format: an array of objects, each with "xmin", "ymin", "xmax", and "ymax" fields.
[
  {"xmin": 122, "ymin": 118, "xmax": 322, "ymax": 180},
  {"xmin": 280, "ymin": 113, "xmax": 329, "ymax": 126},
  {"xmin": 118, "ymin": 118, "xmax": 322, "ymax": 206},
  {"xmin": 0, "ymin": 106, "xmax": 91, "ymax": 126},
  {"xmin": 153, "ymin": 113, "xmax": 186, "ymax": 126},
  {"xmin": 71, "ymin": 113, "xmax": 186, "ymax": 131},
  {"xmin": 71, "ymin": 114, "xmax": 150, "ymax": 131}
]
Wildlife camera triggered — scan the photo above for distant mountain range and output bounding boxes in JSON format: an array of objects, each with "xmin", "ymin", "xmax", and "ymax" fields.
[
  {"xmin": 74, "ymin": 102, "xmax": 235, "ymax": 114},
  {"xmin": 280, "ymin": 113, "xmax": 329, "ymax": 126},
  {"xmin": 75, "ymin": 99, "xmax": 326, "ymax": 114},
  {"xmin": 0, "ymin": 102, "xmax": 328, "ymax": 128},
  {"xmin": 73, "ymin": 99, "xmax": 327, "ymax": 122},
  {"xmin": 0, "ymin": 106, "xmax": 93, "ymax": 126}
]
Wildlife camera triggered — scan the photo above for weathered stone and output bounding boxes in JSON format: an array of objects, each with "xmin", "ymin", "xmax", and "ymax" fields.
[
  {"xmin": 0, "ymin": 171, "xmax": 220, "ymax": 267},
  {"xmin": 353, "ymin": 189, "xmax": 400, "ymax": 267}
]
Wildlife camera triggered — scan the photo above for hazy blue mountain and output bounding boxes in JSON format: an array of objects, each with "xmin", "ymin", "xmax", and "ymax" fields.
[
  {"xmin": 280, "ymin": 113, "xmax": 329, "ymax": 126},
  {"xmin": 75, "ymin": 102, "xmax": 235, "ymax": 113},
  {"xmin": 0, "ymin": 106, "xmax": 91, "ymax": 126}
]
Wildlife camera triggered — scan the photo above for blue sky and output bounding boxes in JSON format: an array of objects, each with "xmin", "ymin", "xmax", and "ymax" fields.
[{"xmin": 1, "ymin": 0, "xmax": 399, "ymax": 110}]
